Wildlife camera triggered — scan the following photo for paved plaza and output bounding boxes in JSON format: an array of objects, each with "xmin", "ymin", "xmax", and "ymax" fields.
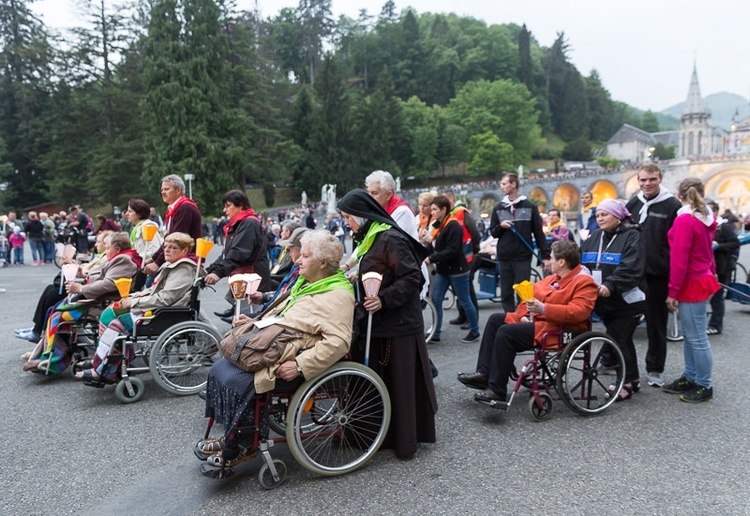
[{"xmin": 1, "ymin": 246, "xmax": 749, "ymax": 515}]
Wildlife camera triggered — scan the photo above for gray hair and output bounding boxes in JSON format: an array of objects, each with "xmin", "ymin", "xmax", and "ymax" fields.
[
  {"xmin": 365, "ymin": 170, "xmax": 396, "ymax": 194},
  {"xmin": 161, "ymin": 174, "xmax": 185, "ymax": 193},
  {"xmin": 282, "ymin": 220, "xmax": 301, "ymax": 234},
  {"xmin": 300, "ymin": 229, "xmax": 344, "ymax": 275}
]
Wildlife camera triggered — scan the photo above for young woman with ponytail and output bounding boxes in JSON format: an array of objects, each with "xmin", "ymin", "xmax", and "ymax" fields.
[{"xmin": 662, "ymin": 178, "xmax": 721, "ymax": 403}]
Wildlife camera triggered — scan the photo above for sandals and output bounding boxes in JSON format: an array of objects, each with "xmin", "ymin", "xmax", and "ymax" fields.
[
  {"xmin": 76, "ymin": 360, "xmax": 94, "ymax": 370},
  {"xmin": 707, "ymin": 327, "xmax": 721, "ymax": 335},
  {"xmin": 607, "ymin": 381, "xmax": 639, "ymax": 402},
  {"xmin": 206, "ymin": 446, "xmax": 256, "ymax": 468},
  {"xmin": 75, "ymin": 369, "xmax": 100, "ymax": 381},
  {"xmin": 193, "ymin": 437, "xmax": 225, "ymax": 461}
]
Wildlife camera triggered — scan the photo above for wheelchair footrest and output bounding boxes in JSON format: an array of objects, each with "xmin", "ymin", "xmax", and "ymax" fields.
[
  {"xmin": 199, "ymin": 463, "xmax": 235, "ymax": 480},
  {"xmin": 475, "ymin": 398, "xmax": 509, "ymax": 411}
]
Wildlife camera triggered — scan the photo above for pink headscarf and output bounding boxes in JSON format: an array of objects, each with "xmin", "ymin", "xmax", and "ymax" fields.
[{"xmin": 597, "ymin": 199, "xmax": 631, "ymax": 221}]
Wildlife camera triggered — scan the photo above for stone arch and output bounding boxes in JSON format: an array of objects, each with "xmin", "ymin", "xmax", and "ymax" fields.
[
  {"xmin": 478, "ymin": 193, "xmax": 501, "ymax": 218},
  {"xmin": 624, "ymin": 174, "xmax": 640, "ymax": 199},
  {"xmin": 552, "ymin": 184, "xmax": 578, "ymax": 211},
  {"xmin": 589, "ymin": 180, "xmax": 619, "ymax": 204},
  {"xmin": 528, "ymin": 187, "xmax": 548, "ymax": 208},
  {"xmin": 704, "ymin": 168, "xmax": 750, "ymax": 213}
]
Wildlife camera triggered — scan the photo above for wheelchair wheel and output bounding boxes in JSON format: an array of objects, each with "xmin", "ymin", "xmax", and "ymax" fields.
[
  {"xmin": 556, "ymin": 332, "xmax": 624, "ymax": 415},
  {"xmin": 149, "ymin": 321, "xmax": 221, "ymax": 396},
  {"xmin": 286, "ymin": 362, "xmax": 391, "ymax": 476},
  {"xmin": 442, "ymin": 289, "xmax": 455, "ymax": 310},
  {"xmin": 528, "ymin": 392, "xmax": 553, "ymax": 422},
  {"xmin": 258, "ymin": 459, "xmax": 287, "ymax": 490},
  {"xmin": 115, "ymin": 376, "xmax": 145, "ymax": 404},
  {"xmin": 422, "ymin": 298, "xmax": 437, "ymax": 343}
]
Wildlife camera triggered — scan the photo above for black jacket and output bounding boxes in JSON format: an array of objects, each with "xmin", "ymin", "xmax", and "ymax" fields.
[
  {"xmin": 356, "ymin": 228, "xmax": 424, "ymax": 338},
  {"xmin": 489, "ymin": 198, "xmax": 549, "ymax": 262},
  {"xmin": 625, "ymin": 193, "xmax": 681, "ymax": 278},
  {"xmin": 205, "ymin": 216, "xmax": 271, "ymax": 291},
  {"xmin": 713, "ymin": 221, "xmax": 739, "ymax": 277},
  {"xmin": 427, "ymin": 220, "xmax": 469, "ymax": 276},
  {"xmin": 581, "ymin": 223, "xmax": 646, "ymax": 318}
]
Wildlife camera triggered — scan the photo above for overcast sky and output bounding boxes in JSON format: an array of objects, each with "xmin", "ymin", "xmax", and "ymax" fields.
[{"xmin": 31, "ymin": 0, "xmax": 750, "ymax": 112}]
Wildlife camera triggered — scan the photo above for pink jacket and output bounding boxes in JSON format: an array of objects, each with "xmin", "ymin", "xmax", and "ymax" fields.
[{"xmin": 667, "ymin": 206, "xmax": 720, "ymax": 302}]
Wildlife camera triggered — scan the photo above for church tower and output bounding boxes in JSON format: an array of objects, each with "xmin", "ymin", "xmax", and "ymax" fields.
[{"xmin": 679, "ymin": 63, "xmax": 711, "ymax": 158}]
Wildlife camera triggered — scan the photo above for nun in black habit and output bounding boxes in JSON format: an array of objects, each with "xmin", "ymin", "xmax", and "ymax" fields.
[{"xmin": 337, "ymin": 189, "xmax": 437, "ymax": 459}]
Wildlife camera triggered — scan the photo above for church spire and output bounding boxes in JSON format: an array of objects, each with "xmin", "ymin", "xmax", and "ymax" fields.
[{"xmin": 683, "ymin": 61, "xmax": 708, "ymax": 116}]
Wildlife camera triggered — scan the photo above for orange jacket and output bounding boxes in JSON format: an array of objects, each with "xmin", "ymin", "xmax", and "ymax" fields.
[{"xmin": 505, "ymin": 264, "xmax": 597, "ymax": 349}]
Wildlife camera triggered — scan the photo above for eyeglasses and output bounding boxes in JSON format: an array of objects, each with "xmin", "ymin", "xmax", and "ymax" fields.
[{"xmin": 163, "ymin": 244, "xmax": 182, "ymax": 251}]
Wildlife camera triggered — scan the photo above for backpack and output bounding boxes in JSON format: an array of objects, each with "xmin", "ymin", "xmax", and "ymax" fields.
[{"xmin": 85, "ymin": 214, "xmax": 94, "ymax": 232}]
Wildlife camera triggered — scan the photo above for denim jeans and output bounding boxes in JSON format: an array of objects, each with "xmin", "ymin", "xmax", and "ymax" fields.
[
  {"xmin": 44, "ymin": 241, "xmax": 55, "ymax": 262},
  {"xmin": 12, "ymin": 247, "xmax": 24, "ymax": 264},
  {"xmin": 29, "ymin": 237, "xmax": 44, "ymax": 262},
  {"xmin": 679, "ymin": 301, "xmax": 712, "ymax": 389},
  {"xmin": 431, "ymin": 272, "xmax": 479, "ymax": 338}
]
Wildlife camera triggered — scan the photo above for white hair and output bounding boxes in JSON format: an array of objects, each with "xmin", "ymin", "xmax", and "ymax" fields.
[
  {"xmin": 300, "ymin": 229, "xmax": 344, "ymax": 275},
  {"xmin": 365, "ymin": 170, "xmax": 396, "ymax": 194},
  {"xmin": 161, "ymin": 174, "xmax": 185, "ymax": 193}
]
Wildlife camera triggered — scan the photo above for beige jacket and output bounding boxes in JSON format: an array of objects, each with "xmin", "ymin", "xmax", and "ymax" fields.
[{"xmin": 251, "ymin": 287, "xmax": 354, "ymax": 394}]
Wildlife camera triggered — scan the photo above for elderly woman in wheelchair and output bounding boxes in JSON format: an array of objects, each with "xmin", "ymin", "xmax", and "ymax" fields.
[
  {"xmin": 23, "ymin": 231, "xmax": 141, "ymax": 374},
  {"xmin": 196, "ymin": 230, "xmax": 357, "ymax": 479},
  {"xmin": 458, "ymin": 240, "xmax": 601, "ymax": 415},
  {"xmin": 75, "ymin": 232, "xmax": 198, "ymax": 383}
]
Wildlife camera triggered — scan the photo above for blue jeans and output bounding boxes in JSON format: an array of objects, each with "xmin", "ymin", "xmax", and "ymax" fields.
[
  {"xmin": 44, "ymin": 241, "xmax": 55, "ymax": 262},
  {"xmin": 29, "ymin": 237, "xmax": 44, "ymax": 262},
  {"xmin": 12, "ymin": 247, "xmax": 24, "ymax": 264},
  {"xmin": 679, "ymin": 301, "xmax": 712, "ymax": 389},
  {"xmin": 431, "ymin": 272, "xmax": 479, "ymax": 338}
]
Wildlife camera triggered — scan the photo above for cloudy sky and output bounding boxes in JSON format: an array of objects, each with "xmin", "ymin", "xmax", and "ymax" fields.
[{"xmin": 31, "ymin": 0, "xmax": 750, "ymax": 112}]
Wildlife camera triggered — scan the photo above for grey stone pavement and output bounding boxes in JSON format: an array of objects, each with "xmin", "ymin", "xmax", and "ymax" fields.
[{"xmin": 1, "ymin": 244, "xmax": 749, "ymax": 515}]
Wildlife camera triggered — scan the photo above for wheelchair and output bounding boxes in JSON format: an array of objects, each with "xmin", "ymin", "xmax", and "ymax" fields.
[
  {"xmin": 73, "ymin": 280, "xmax": 221, "ymax": 403},
  {"xmin": 197, "ymin": 361, "xmax": 391, "ymax": 489},
  {"xmin": 478, "ymin": 327, "xmax": 625, "ymax": 421}
]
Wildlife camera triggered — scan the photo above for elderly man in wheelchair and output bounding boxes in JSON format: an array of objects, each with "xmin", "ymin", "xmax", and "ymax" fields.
[
  {"xmin": 195, "ymin": 231, "xmax": 390, "ymax": 485},
  {"xmin": 458, "ymin": 240, "xmax": 609, "ymax": 417}
]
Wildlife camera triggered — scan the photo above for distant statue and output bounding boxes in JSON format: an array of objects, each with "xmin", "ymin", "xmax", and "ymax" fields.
[
  {"xmin": 323, "ymin": 184, "xmax": 337, "ymax": 215},
  {"xmin": 301, "ymin": 191, "xmax": 307, "ymax": 206},
  {"xmin": 395, "ymin": 176, "xmax": 401, "ymax": 192}
]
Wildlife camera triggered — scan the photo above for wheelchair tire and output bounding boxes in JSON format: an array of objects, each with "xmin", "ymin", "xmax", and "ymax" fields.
[
  {"xmin": 666, "ymin": 309, "xmax": 683, "ymax": 342},
  {"xmin": 442, "ymin": 289, "xmax": 455, "ymax": 311},
  {"xmin": 286, "ymin": 362, "xmax": 391, "ymax": 477},
  {"xmin": 115, "ymin": 376, "xmax": 145, "ymax": 404},
  {"xmin": 149, "ymin": 321, "xmax": 221, "ymax": 396},
  {"xmin": 528, "ymin": 392, "xmax": 553, "ymax": 422},
  {"xmin": 258, "ymin": 459, "xmax": 287, "ymax": 490},
  {"xmin": 422, "ymin": 298, "xmax": 438, "ymax": 343},
  {"xmin": 555, "ymin": 332, "xmax": 624, "ymax": 416}
]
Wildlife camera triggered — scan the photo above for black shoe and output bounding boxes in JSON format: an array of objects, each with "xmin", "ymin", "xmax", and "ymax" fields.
[
  {"xmin": 461, "ymin": 331, "xmax": 480, "ymax": 343},
  {"xmin": 474, "ymin": 389, "xmax": 508, "ymax": 410},
  {"xmin": 198, "ymin": 390, "xmax": 207, "ymax": 400},
  {"xmin": 460, "ymin": 323, "xmax": 470, "ymax": 330},
  {"xmin": 449, "ymin": 317, "xmax": 466, "ymax": 325},
  {"xmin": 214, "ymin": 307, "xmax": 234, "ymax": 318},
  {"xmin": 662, "ymin": 376, "xmax": 695, "ymax": 394},
  {"xmin": 679, "ymin": 385, "xmax": 713, "ymax": 403},
  {"xmin": 220, "ymin": 316, "xmax": 234, "ymax": 324},
  {"xmin": 428, "ymin": 336, "xmax": 441, "ymax": 343},
  {"xmin": 457, "ymin": 371, "xmax": 488, "ymax": 390}
]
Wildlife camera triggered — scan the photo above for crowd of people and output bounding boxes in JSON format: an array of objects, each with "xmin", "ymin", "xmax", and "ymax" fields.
[{"xmin": 5, "ymin": 164, "xmax": 743, "ymax": 479}]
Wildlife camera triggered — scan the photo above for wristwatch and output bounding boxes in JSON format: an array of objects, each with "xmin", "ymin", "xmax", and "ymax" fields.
[{"xmin": 295, "ymin": 360, "xmax": 303, "ymax": 376}]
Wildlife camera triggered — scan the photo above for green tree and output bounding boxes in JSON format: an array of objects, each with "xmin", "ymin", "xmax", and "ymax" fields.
[
  {"xmin": 446, "ymin": 79, "xmax": 541, "ymax": 164},
  {"xmin": 467, "ymin": 131, "xmax": 514, "ymax": 175},
  {"xmin": 558, "ymin": 67, "xmax": 589, "ymax": 141},
  {"xmin": 641, "ymin": 110, "xmax": 659, "ymax": 133},
  {"xmin": 141, "ymin": 0, "xmax": 257, "ymax": 211},
  {"xmin": 562, "ymin": 137, "xmax": 592, "ymax": 161},
  {"xmin": 652, "ymin": 142, "xmax": 675, "ymax": 160},
  {"xmin": 587, "ymin": 69, "xmax": 614, "ymax": 142},
  {"xmin": 0, "ymin": 0, "xmax": 55, "ymax": 208},
  {"xmin": 543, "ymin": 32, "xmax": 569, "ymax": 134},
  {"xmin": 517, "ymin": 24, "xmax": 532, "ymax": 91}
]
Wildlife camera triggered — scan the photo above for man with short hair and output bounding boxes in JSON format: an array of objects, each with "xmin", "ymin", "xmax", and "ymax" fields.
[
  {"xmin": 144, "ymin": 174, "xmax": 202, "ymax": 275},
  {"xmin": 578, "ymin": 191, "xmax": 598, "ymax": 241},
  {"xmin": 489, "ymin": 173, "xmax": 550, "ymax": 313},
  {"xmin": 625, "ymin": 163, "xmax": 681, "ymax": 387},
  {"xmin": 67, "ymin": 205, "xmax": 91, "ymax": 253}
]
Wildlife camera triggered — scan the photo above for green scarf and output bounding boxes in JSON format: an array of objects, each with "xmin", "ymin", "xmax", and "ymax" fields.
[
  {"xmin": 130, "ymin": 220, "xmax": 144, "ymax": 246},
  {"xmin": 280, "ymin": 270, "xmax": 354, "ymax": 315},
  {"xmin": 354, "ymin": 221, "xmax": 391, "ymax": 260}
]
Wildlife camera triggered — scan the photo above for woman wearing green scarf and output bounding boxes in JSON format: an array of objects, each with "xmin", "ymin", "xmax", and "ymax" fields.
[
  {"xmin": 337, "ymin": 189, "xmax": 437, "ymax": 460},
  {"xmin": 196, "ymin": 230, "xmax": 355, "ymax": 472}
]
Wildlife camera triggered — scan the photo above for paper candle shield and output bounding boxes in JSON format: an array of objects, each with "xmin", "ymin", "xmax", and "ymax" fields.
[
  {"xmin": 228, "ymin": 274, "xmax": 250, "ymax": 300},
  {"xmin": 513, "ymin": 280, "xmax": 534, "ymax": 302},
  {"xmin": 64, "ymin": 244, "xmax": 77, "ymax": 259},
  {"xmin": 362, "ymin": 271, "xmax": 383, "ymax": 298},
  {"xmin": 195, "ymin": 238, "xmax": 214, "ymax": 259},
  {"xmin": 142, "ymin": 224, "xmax": 158, "ymax": 242},
  {"xmin": 244, "ymin": 273, "xmax": 263, "ymax": 297},
  {"xmin": 114, "ymin": 277, "xmax": 132, "ymax": 298},
  {"xmin": 61, "ymin": 263, "xmax": 79, "ymax": 281}
]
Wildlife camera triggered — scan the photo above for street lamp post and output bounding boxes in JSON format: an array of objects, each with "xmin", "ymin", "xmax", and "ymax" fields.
[{"xmin": 184, "ymin": 174, "xmax": 195, "ymax": 199}]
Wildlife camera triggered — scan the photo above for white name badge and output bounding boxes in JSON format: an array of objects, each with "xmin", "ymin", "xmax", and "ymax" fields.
[{"xmin": 592, "ymin": 270, "xmax": 603, "ymax": 286}]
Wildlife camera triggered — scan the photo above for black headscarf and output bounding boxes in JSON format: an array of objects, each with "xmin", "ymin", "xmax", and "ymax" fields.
[{"xmin": 337, "ymin": 189, "xmax": 429, "ymax": 261}]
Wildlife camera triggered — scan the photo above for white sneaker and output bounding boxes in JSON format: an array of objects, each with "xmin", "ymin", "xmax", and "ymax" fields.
[{"xmin": 647, "ymin": 371, "xmax": 665, "ymax": 387}]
